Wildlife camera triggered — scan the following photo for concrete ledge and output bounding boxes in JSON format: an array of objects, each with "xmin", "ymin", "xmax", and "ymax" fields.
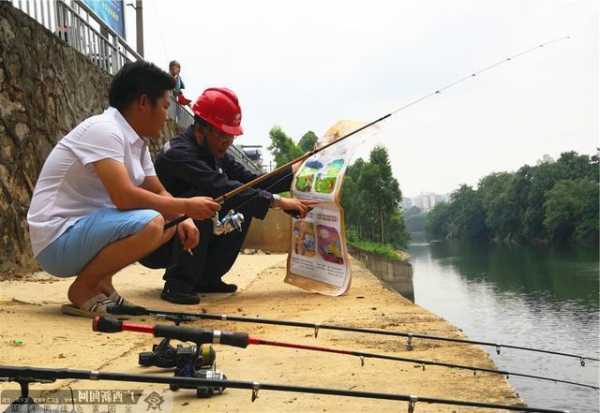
[{"xmin": 243, "ymin": 209, "xmax": 292, "ymax": 253}]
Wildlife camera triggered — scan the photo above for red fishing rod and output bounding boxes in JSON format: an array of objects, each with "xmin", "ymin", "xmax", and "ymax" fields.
[
  {"xmin": 92, "ymin": 317, "xmax": 599, "ymax": 391},
  {"xmin": 106, "ymin": 303, "xmax": 600, "ymax": 365}
]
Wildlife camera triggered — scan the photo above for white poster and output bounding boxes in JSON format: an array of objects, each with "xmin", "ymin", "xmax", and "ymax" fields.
[{"xmin": 285, "ymin": 120, "xmax": 377, "ymax": 295}]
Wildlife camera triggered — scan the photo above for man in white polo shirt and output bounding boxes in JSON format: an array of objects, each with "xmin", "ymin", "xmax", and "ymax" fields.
[{"xmin": 27, "ymin": 61, "xmax": 220, "ymax": 317}]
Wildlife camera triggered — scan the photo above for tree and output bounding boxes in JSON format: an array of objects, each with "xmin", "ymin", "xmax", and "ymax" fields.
[
  {"xmin": 404, "ymin": 206, "xmax": 426, "ymax": 234},
  {"xmin": 423, "ymin": 150, "xmax": 599, "ymax": 247},
  {"xmin": 298, "ymin": 131, "xmax": 318, "ymax": 153},
  {"xmin": 447, "ymin": 185, "xmax": 488, "ymax": 240},
  {"xmin": 268, "ymin": 126, "xmax": 303, "ymax": 167},
  {"xmin": 341, "ymin": 148, "xmax": 408, "ymax": 248},
  {"xmin": 477, "ymin": 173, "xmax": 518, "ymax": 241},
  {"xmin": 426, "ymin": 202, "xmax": 451, "ymax": 240},
  {"xmin": 544, "ymin": 178, "xmax": 599, "ymax": 245}
]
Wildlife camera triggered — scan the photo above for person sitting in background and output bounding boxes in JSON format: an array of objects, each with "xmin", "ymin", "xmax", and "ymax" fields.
[
  {"xmin": 27, "ymin": 61, "xmax": 220, "ymax": 317},
  {"xmin": 169, "ymin": 60, "xmax": 192, "ymax": 106}
]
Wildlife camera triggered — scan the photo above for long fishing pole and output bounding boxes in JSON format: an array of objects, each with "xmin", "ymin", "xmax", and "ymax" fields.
[
  {"xmin": 164, "ymin": 35, "xmax": 571, "ymax": 230},
  {"xmin": 0, "ymin": 365, "xmax": 570, "ymax": 413},
  {"xmin": 107, "ymin": 303, "xmax": 600, "ymax": 365},
  {"xmin": 93, "ymin": 317, "xmax": 599, "ymax": 391}
]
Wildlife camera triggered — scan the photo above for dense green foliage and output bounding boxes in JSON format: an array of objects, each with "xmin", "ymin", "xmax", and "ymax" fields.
[
  {"xmin": 268, "ymin": 126, "xmax": 304, "ymax": 167},
  {"xmin": 342, "ymin": 146, "xmax": 409, "ymax": 248},
  {"xmin": 426, "ymin": 151, "xmax": 599, "ymax": 246},
  {"xmin": 268, "ymin": 127, "xmax": 319, "ymax": 167},
  {"xmin": 404, "ymin": 206, "xmax": 427, "ymax": 234}
]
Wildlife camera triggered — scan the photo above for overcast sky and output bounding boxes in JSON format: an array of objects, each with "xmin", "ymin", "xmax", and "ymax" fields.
[{"xmin": 125, "ymin": 0, "xmax": 598, "ymax": 198}]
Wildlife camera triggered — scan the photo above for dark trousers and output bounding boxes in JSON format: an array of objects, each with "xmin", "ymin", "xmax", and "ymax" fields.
[{"xmin": 140, "ymin": 206, "xmax": 253, "ymax": 292}]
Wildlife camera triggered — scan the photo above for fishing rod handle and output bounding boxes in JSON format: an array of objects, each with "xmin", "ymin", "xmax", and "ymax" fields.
[
  {"xmin": 164, "ymin": 215, "xmax": 189, "ymax": 230},
  {"xmin": 154, "ymin": 324, "xmax": 249, "ymax": 348},
  {"xmin": 93, "ymin": 317, "xmax": 152, "ymax": 334},
  {"xmin": 93, "ymin": 317, "xmax": 249, "ymax": 348}
]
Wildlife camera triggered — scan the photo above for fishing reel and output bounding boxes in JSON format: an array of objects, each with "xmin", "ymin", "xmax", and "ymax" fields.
[
  {"xmin": 212, "ymin": 210, "xmax": 245, "ymax": 235},
  {"xmin": 169, "ymin": 345, "xmax": 226, "ymax": 398},
  {"xmin": 139, "ymin": 332, "xmax": 216, "ymax": 369},
  {"xmin": 138, "ymin": 339, "xmax": 213, "ymax": 370},
  {"xmin": 171, "ymin": 365, "xmax": 227, "ymax": 398}
]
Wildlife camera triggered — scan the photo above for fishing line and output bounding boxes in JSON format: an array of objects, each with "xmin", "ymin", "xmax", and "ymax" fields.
[{"xmin": 165, "ymin": 35, "xmax": 571, "ymax": 228}]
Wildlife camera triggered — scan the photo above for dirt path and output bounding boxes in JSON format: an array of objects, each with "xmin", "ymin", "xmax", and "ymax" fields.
[{"xmin": 0, "ymin": 254, "xmax": 521, "ymax": 412}]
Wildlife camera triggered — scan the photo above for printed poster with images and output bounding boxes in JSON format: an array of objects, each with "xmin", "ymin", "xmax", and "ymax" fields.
[{"xmin": 285, "ymin": 120, "xmax": 379, "ymax": 296}]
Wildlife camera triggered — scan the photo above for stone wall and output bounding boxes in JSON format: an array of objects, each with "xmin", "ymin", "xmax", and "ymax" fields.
[
  {"xmin": 348, "ymin": 245, "xmax": 414, "ymax": 301},
  {"xmin": 0, "ymin": 3, "xmax": 175, "ymax": 273},
  {"xmin": 242, "ymin": 209, "xmax": 292, "ymax": 253}
]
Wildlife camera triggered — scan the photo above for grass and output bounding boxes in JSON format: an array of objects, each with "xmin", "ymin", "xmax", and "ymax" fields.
[{"xmin": 348, "ymin": 239, "xmax": 406, "ymax": 261}]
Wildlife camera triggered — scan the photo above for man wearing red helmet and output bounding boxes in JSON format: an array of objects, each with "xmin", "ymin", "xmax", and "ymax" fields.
[{"xmin": 143, "ymin": 88, "xmax": 317, "ymax": 304}]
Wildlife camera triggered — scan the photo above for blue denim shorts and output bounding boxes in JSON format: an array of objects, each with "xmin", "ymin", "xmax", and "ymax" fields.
[{"xmin": 37, "ymin": 208, "xmax": 160, "ymax": 277}]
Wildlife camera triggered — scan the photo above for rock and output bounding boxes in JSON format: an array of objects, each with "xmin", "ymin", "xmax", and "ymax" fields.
[
  {"xmin": 14, "ymin": 123, "xmax": 29, "ymax": 141},
  {"xmin": 0, "ymin": 17, "xmax": 15, "ymax": 42}
]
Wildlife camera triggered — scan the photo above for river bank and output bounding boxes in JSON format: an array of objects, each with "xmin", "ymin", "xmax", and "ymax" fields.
[{"xmin": 0, "ymin": 254, "xmax": 522, "ymax": 412}]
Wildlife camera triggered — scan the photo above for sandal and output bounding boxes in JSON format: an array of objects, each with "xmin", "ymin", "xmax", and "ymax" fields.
[
  {"xmin": 61, "ymin": 294, "xmax": 129, "ymax": 319},
  {"xmin": 108, "ymin": 291, "xmax": 138, "ymax": 308}
]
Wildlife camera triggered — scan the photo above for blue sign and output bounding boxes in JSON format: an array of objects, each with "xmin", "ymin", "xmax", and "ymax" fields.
[{"xmin": 81, "ymin": 0, "xmax": 126, "ymax": 39}]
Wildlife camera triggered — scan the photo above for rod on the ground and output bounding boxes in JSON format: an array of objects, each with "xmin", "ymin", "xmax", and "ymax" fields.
[
  {"xmin": 93, "ymin": 316, "xmax": 599, "ymax": 391},
  {"xmin": 106, "ymin": 303, "xmax": 600, "ymax": 364},
  {"xmin": 0, "ymin": 365, "xmax": 569, "ymax": 413}
]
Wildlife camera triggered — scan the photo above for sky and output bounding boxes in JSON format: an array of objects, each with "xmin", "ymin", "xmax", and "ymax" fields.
[{"xmin": 124, "ymin": 0, "xmax": 598, "ymax": 198}]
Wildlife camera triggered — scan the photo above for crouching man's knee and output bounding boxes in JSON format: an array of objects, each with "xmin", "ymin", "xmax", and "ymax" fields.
[{"xmin": 142, "ymin": 214, "xmax": 177, "ymax": 248}]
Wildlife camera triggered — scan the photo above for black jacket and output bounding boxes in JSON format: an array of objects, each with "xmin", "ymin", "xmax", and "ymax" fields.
[{"xmin": 155, "ymin": 127, "xmax": 292, "ymax": 219}]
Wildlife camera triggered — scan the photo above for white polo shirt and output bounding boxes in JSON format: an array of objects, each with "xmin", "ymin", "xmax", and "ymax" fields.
[{"xmin": 27, "ymin": 107, "xmax": 156, "ymax": 256}]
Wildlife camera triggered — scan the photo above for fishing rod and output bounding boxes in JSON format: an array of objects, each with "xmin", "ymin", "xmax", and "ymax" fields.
[
  {"xmin": 164, "ymin": 35, "xmax": 571, "ymax": 230},
  {"xmin": 93, "ymin": 316, "xmax": 599, "ymax": 391},
  {"xmin": 0, "ymin": 365, "xmax": 570, "ymax": 413},
  {"xmin": 107, "ymin": 303, "xmax": 600, "ymax": 365}
]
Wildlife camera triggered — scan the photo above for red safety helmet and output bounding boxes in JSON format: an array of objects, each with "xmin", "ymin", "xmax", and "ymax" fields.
[{"xmin": 191, "ymin": 87, "xmax": 243, "ymax": 136}]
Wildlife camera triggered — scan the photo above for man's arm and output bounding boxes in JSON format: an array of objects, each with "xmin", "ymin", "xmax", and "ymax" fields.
[
  {"xmin": 93, "ymin": 159, "xmax": 219, "ymax": 220},
  {"xmin": 141, "ymin": 175, "xmax": 170, "ymax": 197},
  {"xmin": 141, "ymin": 175, "xmax": 199, "ymax": 250}
]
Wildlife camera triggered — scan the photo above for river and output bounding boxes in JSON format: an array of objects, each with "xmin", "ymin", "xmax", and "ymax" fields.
[{"xmin": 407, "ymin": 240, "xmax": 599, "ymax": 413}]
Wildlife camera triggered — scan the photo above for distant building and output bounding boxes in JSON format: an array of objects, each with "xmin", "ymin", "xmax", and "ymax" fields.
[{"xmin": 405, "ymin": 192, "xmax": 448, "ymax": 212}]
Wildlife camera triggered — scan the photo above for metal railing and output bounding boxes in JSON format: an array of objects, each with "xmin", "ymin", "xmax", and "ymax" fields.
[
  {"xmin": 8, "ymin": 0, "xmax": 262, "ymax": 174},
  {"xmin": 9, "ymin": 0, "xmax": 140, "ymax": 74}
]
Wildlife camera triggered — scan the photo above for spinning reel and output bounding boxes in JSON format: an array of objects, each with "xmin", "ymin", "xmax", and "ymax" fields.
[{"xmin": 212, "ymin": 210, "xmax": 245, "ymax": 235}]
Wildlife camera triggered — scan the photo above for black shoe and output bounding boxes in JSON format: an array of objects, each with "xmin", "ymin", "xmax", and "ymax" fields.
[
  {"xmin": 161, "ymin": 285, "xmax": 200, "ymax": 305},
  {"xmin": 195, "ymin": 281, "xmax": 238, "ymax": 294}
]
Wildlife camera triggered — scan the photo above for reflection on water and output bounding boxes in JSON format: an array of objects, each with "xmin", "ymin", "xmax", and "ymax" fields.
[{"xmin": 408, "ymin": 241, "xmax": 599, "ymax": 413}]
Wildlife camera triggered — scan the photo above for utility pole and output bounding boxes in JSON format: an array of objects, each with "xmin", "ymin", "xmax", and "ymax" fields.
[
  {"xmin": 127, "ymin": 0, "xmax": 144, "ymax": 57},
  {"xmin": 135, "ymin": 0, "xmax": 144, "ymax": 56}
]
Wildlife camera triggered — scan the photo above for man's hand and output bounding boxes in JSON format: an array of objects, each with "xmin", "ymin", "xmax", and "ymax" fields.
[
  {"xmin": 275, "ymin": 197, "xmax": 320, "ymax": 218},
  {"xmin": 178, "ymin": 218, "xmax": 199, "ymax": 251},
  {"xmin": 184, "ymin": 197, "xmax": 221, "ymax": 220}
]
